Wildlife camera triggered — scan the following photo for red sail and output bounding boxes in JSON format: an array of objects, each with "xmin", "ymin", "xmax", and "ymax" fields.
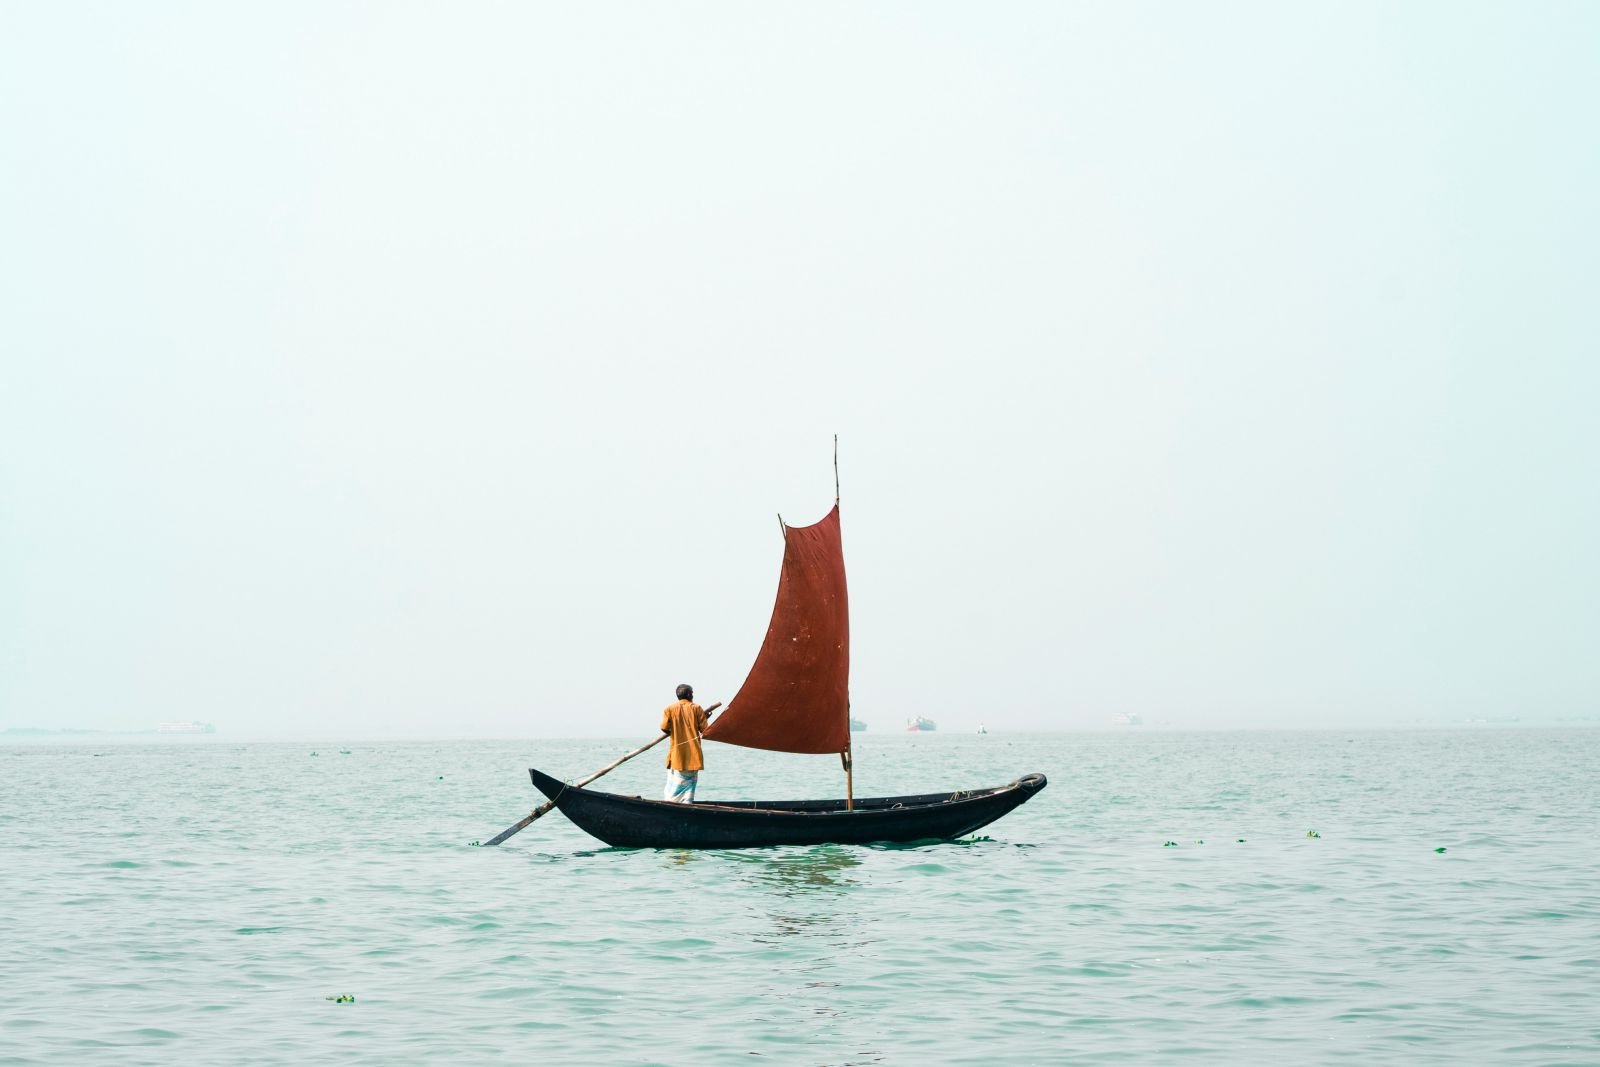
[{"xmin": 704, "ymin": 504, "xmax": 850, "ymax": 755}]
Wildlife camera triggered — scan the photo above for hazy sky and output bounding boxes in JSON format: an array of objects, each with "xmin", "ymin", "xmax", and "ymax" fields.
[{"xmin": 3, "ymin": 3, "xmax": 1596, "ymax": 737}]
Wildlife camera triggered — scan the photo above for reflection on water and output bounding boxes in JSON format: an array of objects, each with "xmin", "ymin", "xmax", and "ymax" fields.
[
  {"xmin": 659, "ymin": 848, "xmax": 699, "ymax": 870},
  {"xmin": 720, "ymin": 847, "xmax": 876, "ymax": 947},
  {"xmin": 732, "ymin": 845, "xmax": 862, "ymax": 895},
  {"xmin": 655, "ymin": 843, "xmax": 864, "ymax": 890},
  {"xmin": 718, "ymin": 848, "xmax": 885, "ymax": 1065},
  {"xmin": 648, "ymin": 846, "xmax": 876, "ymax": 948}
]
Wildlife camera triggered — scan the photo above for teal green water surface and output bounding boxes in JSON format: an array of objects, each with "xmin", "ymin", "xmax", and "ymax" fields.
[{"xmin": 2, "ymin": 730, "xmax": 1596, "ymax": 1065}]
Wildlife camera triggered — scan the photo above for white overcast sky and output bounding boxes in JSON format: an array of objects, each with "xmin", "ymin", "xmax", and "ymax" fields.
[{"xmin": 2, "ymin": 3, "xmax": 1596, "ymax": 736}]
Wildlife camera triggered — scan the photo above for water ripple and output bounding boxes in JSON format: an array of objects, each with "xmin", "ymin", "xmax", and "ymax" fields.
[{"xmin": 2, "ymin": 730, "xmax": 1596, "ymax": 1064}]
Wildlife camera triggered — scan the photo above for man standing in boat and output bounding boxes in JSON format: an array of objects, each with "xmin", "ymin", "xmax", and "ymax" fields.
[{"xmin": 660, "ymin": 683, "xmax": 710, "ymax": 802}]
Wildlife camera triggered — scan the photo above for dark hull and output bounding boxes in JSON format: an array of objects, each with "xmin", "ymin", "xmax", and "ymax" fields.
[{"xmin": 528, "ymin": 768, "xmax": 1047, "ymax": 849}]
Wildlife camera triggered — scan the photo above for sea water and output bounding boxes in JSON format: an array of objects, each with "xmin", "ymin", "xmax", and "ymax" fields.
[{"xmin": 1, "ymin": 730, "xmax": 1595, "ymax": 1065}]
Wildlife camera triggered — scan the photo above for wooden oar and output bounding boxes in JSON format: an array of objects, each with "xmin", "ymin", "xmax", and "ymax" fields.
[{"xmin": 479, "ymin": 701, "xmax": 721, "ymax": 847}]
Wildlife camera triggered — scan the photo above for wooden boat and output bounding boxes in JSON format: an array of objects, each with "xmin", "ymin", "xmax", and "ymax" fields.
[
  {"xmin": 527, "ymin": 463, "xmax": 1046, "ymax": 849},
  {"xmin": 529, "ymin": 768, "xmax": 1046, "ymax": 849}
]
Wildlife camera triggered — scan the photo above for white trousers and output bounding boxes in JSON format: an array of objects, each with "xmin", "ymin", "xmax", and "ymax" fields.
[{"xmin": 664, "ymin": 769, "xmax": 698, "ymax": 803}]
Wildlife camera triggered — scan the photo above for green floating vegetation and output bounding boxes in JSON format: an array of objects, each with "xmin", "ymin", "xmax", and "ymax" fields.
[
  {"xmin": 1306, "ymin": 830, "xmax": 1321, "ymax": 839},
  {"xmin": 1434, "ymin": 847, "xmax": 1447, "ymax": 853},
  {"xmin": 1163, "ymin": 840, "xmax": 1178, "ymax": 847},
  {"xmin": 325, "ymin": 994, "xmax": 355, "ymax": 1004}
]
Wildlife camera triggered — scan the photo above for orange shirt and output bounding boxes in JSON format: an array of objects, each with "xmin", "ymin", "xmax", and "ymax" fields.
[{"xmin": 660, "ymin": 700, "xmax": 709, "ymax": 771}]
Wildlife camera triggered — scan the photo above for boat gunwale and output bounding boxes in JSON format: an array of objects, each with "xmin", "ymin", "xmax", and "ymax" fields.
[{"xmin": 529, "ymin": 769, "xmax": 1044, "ymax": 818}]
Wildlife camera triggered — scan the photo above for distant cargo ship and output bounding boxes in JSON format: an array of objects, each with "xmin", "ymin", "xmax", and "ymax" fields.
[
  {"xmin": 849, "ymin": 717, "xmax": 867, "ymax": 732},
  {"xmin": 906, "ymin": 716, "xmax": 937, "ymax": 732},
  {"xmin": 157, "ymin": 721, "xmax": 216, "ymax": 734}
]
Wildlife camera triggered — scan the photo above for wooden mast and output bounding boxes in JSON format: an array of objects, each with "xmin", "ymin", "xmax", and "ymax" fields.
[
  {"xmin": 836, "ymin": 435, "xmax": 853, "ymax": 810},
  {"xmin": 842, "ymin": 743, "xmax": 853, "ymax": 811}
]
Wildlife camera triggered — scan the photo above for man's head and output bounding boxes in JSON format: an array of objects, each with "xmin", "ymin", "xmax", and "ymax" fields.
[{"xmin": 676, "ymin": 683, "xmax": 693, "ymax": 701}]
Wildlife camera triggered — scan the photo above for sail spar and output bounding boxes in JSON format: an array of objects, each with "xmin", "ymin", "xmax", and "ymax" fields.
[{"xmin": 703, "ymin": 504, "xmax": 850, "ymax": 755}]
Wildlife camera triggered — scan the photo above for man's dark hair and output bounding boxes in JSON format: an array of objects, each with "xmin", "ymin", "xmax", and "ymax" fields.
[{"xmin": 676, "ymin": 683, "xmax": 693, "ymax": 701}]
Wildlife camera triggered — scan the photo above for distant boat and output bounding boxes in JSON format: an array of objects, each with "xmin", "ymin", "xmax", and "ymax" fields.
[
  {"xmin": 977, "ymin": 724, "xmax": 987, "ymax": 735},
  {"xmin": 1109, "ymin": 712, "xmax": 1142, "ymax": 727},
  {"xmin": 849, "ymin": 717, "xmax": 867, "ymax": 732},
  {"xmin": 156, "ymin": 720, "xmax": 215, "ymax": 734},
  {"xmin": 906, "ymin": 716, "xmax": 937, "ymax": 732}
]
